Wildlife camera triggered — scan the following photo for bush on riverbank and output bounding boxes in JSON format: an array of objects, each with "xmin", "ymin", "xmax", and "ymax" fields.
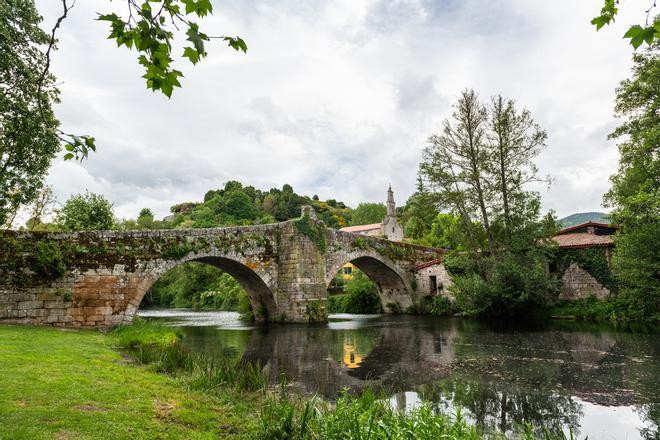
[
  {"xmin": 549, "ymin": 296, "xmax": 660, "ymax": 323},
  {"xmin": 328, "ymin": 270, "xmax": 382, "ymax": 314},
  {"xmin": 112, "ymin": 318, "xmax": 267, "ymax": 392}
]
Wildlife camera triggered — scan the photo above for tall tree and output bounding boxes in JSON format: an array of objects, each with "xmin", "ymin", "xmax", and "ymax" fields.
[
  {"xmin": 421, "ymin": 89, "xmax": 494, "ymax": 254},
  {"xmin": 420, "ymin": 89, "xmax": 555, "ymax": 316},
  {"xmin": 604, "ymin": 41, "xmax": 659, "ymax": 319},
  {"xmin": 488, "ymin": 95, "xmax": 547, "ymax": 242},
  {"xmin": 0, "ymin": 0, "xmax": 60, "ymax": 227}
]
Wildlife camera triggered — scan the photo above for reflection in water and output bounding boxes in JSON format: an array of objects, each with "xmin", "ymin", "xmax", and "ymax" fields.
[{"xmin": 139, "ymin": 310, "xmax": 660, "ymax": 439}]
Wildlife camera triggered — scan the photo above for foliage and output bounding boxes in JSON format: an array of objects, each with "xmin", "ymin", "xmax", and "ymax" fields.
[
  {"xmin": 451, "ymin": 252, "xmax": 559, "ymax": 317},
  {"xmin": 0, "ymin": 0, "xmax": 60, "ymax": 227},
  {"xmin": 549, "ymin": 297, "xmax": 619, "ymax": 321},
  {"xmin": 350, "ymin": 202, "xmax": 386, "ymax": 226},
  {"xmin": 56, "ymin": 191, "xmax": 115, "ymax": 231},
  {"xmin": 402, "ymin": 177, "xmax": 439, "ymax": 240},
  {"xmin": 254, "ymin": 389, "xmax": 572, "ymax": 440},
  {"xmin": 555, "ymin": 247, "xmax": 617, "ymax": 292},
  {"xmin": 417, "ymin": 294, "xmax": 455, "ymax": 316},
  {"xmin": 328, "ymin": 270, "xmax": 382, "ymax": 314},
  {"xmin": 603, "ymin": 42, "xmax": 660, "ymax": 321},
  {"xmin": 592, "ymin": 3, "xmax": 659, "ymax": 48},
  {"xmin": 419, "ymin": 89, "xmax": 556, "ymax": 317},
  {"xmin": 144, "ymin": 261, "xmax": 251, "ymax": 312},
  {"xmin": 113, "ymin": 319, "xmax": 266, "ymax": 392},
  {"xmin": 33, "ymin": 240, "xmax": 66, "ymax": 279},
  {"xmin": 293, "ymin": 213, "xmax": 327, "ymax": 252},
  {"xmin": 304, "ymin": 299, "xmax": 326, "ymax": 322},
  {"xmin": 96, "ymin": 0, "xmax": 246, "ymax": 98},
  {"xmin": 141, "ymin": 181, "xmax": 353, "ymax": 230}
]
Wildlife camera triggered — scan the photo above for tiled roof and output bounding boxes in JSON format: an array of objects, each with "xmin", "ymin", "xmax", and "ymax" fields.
[
  {"xmin": 339, "ymin": 223, "xmax": 381, "ymax": 233},
  {"xmin": 552, "ymin": 233, "xmax": 614, "ymax": 249},
  {"xmin": 557, "ymin": 221, "xmax": 616, "ymax": 235},
  {"xmin": 414, "ymin": 259, "xmax": 442, "ymax": 271}
]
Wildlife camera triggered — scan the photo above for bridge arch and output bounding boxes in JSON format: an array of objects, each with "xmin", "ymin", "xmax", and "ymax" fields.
[
  {"xmin": 131, "ymin": 252, "xmax": 278, "ymax": 323},
  {"xmin": 326, "ymin": 250, "xmax": 413, "ymax": 313}
]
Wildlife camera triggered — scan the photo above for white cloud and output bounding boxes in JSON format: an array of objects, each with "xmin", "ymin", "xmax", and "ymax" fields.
[{"xmin": 35, "ymin": 0, "xmax": 644, "ymax": 220}]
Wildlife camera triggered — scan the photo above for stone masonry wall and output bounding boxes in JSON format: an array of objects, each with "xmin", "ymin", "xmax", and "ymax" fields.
[{"xmin": 559, "ymin": 262, "xmax": 610, "ymax": 300}]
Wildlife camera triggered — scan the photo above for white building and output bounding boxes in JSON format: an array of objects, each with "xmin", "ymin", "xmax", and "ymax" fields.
[{"xmin": 340, "ymin": 186, "xmax": 404, "ymax": 241}]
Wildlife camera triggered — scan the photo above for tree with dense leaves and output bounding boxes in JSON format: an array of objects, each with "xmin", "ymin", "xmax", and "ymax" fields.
[
  {"xmin": 0, "ymin": 0, "xmax": 60, "ymax": 228},
  {"xmin": 350, "ymin": 203, "xmax": 386, "ymax": 226},
  {"xmin": 604, "ymin": 41, "xmax": 659, "ymax": 320},
  {"xmin": 419, "ymin": 89, "xmax": 556, "ymax": 317},
  {"xmin": 57, "ymin": 192, "xmax": 115, "ymax": 231}
]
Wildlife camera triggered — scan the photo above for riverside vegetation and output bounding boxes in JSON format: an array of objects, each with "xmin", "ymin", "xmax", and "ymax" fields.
[{"xmin": 0, "ymin": 320, "xmax": 585, "ymax": 439}]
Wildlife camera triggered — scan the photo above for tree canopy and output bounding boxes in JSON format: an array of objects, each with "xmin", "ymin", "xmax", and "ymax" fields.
[{"xmin": 0, "ymin": 0, "xmax": 60, "ymax": 227}]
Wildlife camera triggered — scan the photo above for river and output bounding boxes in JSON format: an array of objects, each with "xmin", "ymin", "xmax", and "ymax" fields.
[{"xmin": 139, "ymin": 310, "xmax": 660, "ymax": 439}]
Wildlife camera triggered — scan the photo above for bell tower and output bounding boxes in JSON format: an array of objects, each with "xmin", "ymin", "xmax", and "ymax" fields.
[{"xmin": 386, "ymin": 184, "xmax": 396, "ymax": 217}]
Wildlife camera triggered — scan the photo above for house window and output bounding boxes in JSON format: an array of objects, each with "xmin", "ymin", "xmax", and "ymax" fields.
[
  {"xmin": 392, "ymin": 227, "xmax": 395, "ymax": 233},
  {"xmin": 343, "ymin": 266, "xmax": 353, "ymax": 275},
  {"xmin": 430, "ymin": 275, "xmax": 437, "ymax": 294}
]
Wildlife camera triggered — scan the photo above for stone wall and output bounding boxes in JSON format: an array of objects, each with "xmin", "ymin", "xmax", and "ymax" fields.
[
  {"xmin": 0, "ymin": 212, "xmax": 445, "ymax": 329},
  {"xmin": 559, "ymin": 262, "xmax": 610, "ymax": 300},
  {"xmin": 414, "ymin": 263, "xmax": 453, "ymax": 299}
]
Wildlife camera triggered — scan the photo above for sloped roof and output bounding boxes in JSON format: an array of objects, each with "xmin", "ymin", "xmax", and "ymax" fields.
[
  {"xmin": 339, "ymin": 223, "xmax": 381, "ymax": 233},
  {"xmin": 557, "ymin": 221, "xmax": 617, "ymax": 235},
  {"xmin": 414, "ymin": 259, "xmax": 443, "ymax": 271},
  {"xmin": 552, "ymin": 233, "xmax": 614, "ymax": 249}
]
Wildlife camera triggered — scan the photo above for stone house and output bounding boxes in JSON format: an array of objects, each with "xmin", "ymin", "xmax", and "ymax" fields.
[
  {"xmin": 552, "ymin": 221, "xmax": 617, "ymax": 300},
  {"xmin": 414, "ymin": 259, "xmax": 453, "ymax": 299},
  {"xmin": 339, "ymin": 186, "xmax": 404, "ymax": 242}
]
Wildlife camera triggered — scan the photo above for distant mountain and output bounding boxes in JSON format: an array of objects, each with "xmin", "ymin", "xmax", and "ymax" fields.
[{"xmin": 558, "ymin": 212, "xmax": 610, "ymax": 228}]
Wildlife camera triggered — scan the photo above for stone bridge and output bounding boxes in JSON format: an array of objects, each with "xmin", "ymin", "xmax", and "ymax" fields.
[{"xmin": 0, "ymin": 207, "xmax": 444, "ymax": 328}]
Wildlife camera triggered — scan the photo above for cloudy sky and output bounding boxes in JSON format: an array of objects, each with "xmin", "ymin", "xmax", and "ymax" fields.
[{"xmin": 35, "ymin": 0, "xmax": 644, "ymax": 220}]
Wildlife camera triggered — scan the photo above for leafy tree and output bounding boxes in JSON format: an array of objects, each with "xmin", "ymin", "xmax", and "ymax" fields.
[
  {"xmin": 403, "ymin": 177, "xmax": 438, "ymax": 240},
  {"xmin": 26, "ymin": 185, "xmax": 58, "ymax": 231},
  {"xmin": 0, "ymin": 0, "xmax": 60, "ymax": 227},
  {"xmin": 57, "ymin": 191, "xmax": 115, "ymax": 231},
  {"xmin": 592, "ymin": 3, "xmax": 659, "ymax": 48},
  {"xmin": 351, "ymin": 203, "xmax": 386, "ymax": 226},
  {"xmin": 137, "ymin": 207, "xmax": 155, "ymax": 229},
  {"xmin": 604, "ymin": 42, "xmax": 659, "ymax": 320},
  {"xmin": 221, "ymin": 190, "xmax": 255, "ymax": 221},
  {"xmin": 420, "ymin": 89, "xmax": 556, "ymax": 316}
]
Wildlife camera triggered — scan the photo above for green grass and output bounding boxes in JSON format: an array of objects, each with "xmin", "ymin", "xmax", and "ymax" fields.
[{"xmin": 0, "ymin": 324, "xmax": 260, "ymax": 439}]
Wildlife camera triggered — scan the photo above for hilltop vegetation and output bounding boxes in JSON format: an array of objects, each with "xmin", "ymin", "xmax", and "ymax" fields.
[{"xmin": 558, "ymin": 212, "xmax": 610, "ymax": 227}]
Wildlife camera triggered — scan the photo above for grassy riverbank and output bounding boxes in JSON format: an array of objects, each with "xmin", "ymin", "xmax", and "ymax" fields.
[
  {"xmin": 0, "ymin": 322, "xmax": 574, "ymax": 439},
  {"xmin": 0, "ymin": 324, "xmax": 260, "ymax": 439}
]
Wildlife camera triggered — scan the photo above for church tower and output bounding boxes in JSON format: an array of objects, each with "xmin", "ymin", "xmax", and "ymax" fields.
[
  {"xmin": 381, "ymin": 185, "xmax": 404, "ymax": 241},
  {"xmin": 386, "ymin": 185, "xmax": 396, "ymax": 217}
]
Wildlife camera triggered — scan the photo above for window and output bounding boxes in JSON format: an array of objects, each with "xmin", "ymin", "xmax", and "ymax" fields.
[
  {"xmin": 343, "ymin": 266, "xmax": 353, "ymax": 275},
  {"xmin": 392, "ymin": 227, "xmax": 395, "ymax": 233},
  {"xmin": 430, "ymin": 275, "xmax": 437, "ymax": 294}
]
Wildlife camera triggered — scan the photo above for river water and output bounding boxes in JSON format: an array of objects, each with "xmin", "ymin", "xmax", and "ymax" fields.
[{"xmin": 139, "ymin": 310, "xmax": 660, "ymax": 439}]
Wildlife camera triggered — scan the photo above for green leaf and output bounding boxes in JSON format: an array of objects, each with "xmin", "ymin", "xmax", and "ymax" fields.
[
  {"xmin": 223, "ymin": 36, "xmax": 248, "ymax": 53},
  {"xmin": 183, "ymin": 47, "xmax": 200, "ymax": 65},
  {"xmin": 63, "ymin": 153, "xmax": 75, "ymax": 161},
  {"xmin": 65, "ymin": 144, "xmax": 75, "ymax": 151}
]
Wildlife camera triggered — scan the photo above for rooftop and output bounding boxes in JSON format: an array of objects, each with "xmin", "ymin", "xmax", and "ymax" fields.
[
  {"xmin": 339, "ymin": 223, "xmax": 381, "ymax": 233},
  {"xmin": 552, "ymin": 233, "xmax": 614, "ymax": 249}
]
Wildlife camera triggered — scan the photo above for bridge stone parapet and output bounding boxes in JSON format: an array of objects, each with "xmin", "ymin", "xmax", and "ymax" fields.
[{"xmin": 0, "ymin": 210, "xmax": 446, "ymax": 328}]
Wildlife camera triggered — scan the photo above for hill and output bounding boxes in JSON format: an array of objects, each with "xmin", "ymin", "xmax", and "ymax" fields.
[{"xmin": 558, "ymin": 212, "xmax": 610, "ymax": 227}]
